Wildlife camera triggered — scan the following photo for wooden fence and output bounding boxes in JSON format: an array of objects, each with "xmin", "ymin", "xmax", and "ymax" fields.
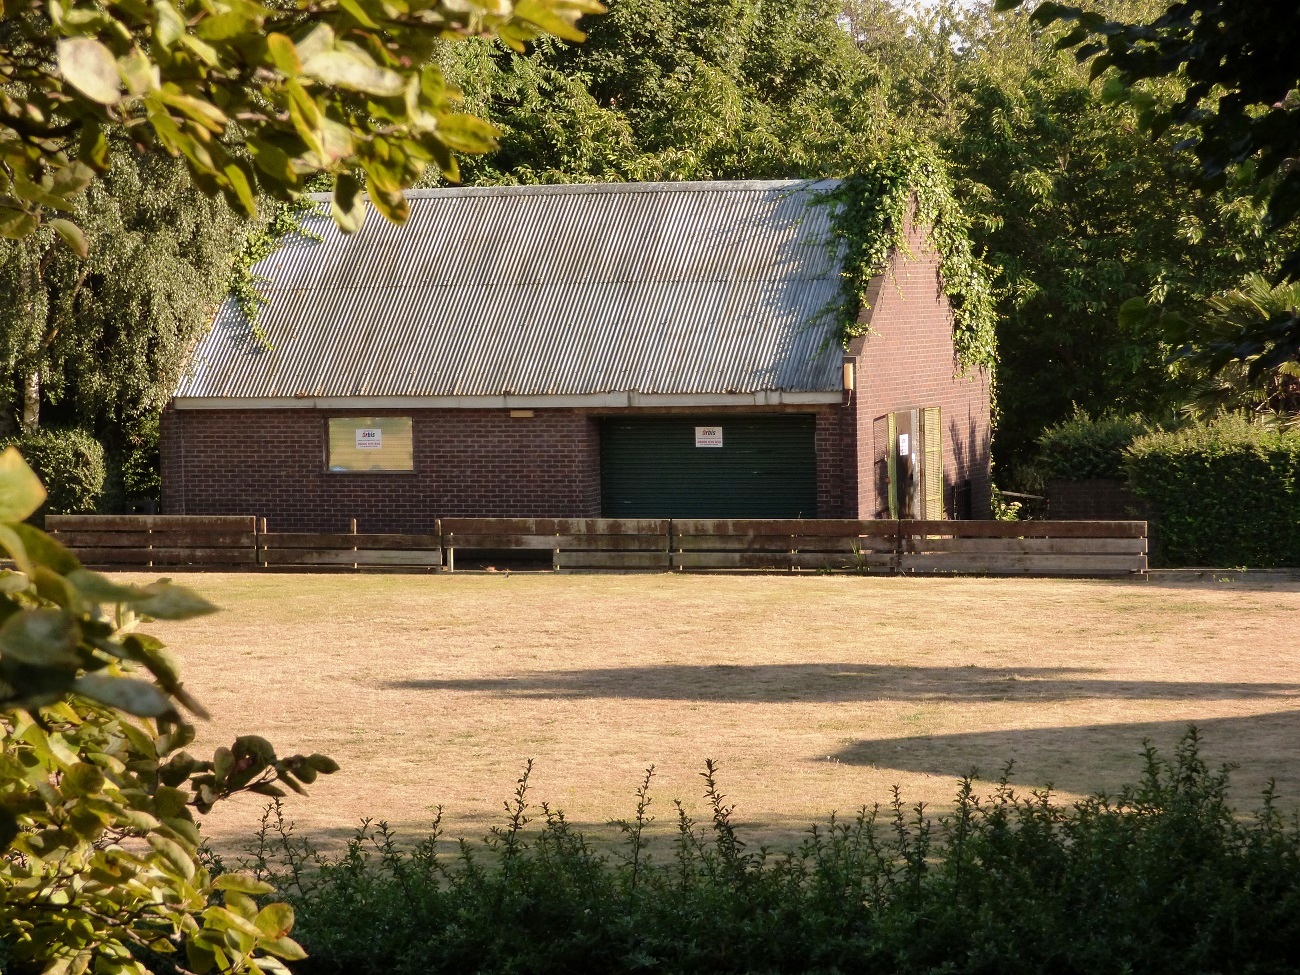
[
  {"xmin": 442, "ymin": 518, "xmax": 670, "ymax": 572},
  {"xmin": 668, "ymin": 519, "xmax": 898, "ymax": 572},
  {"xmin": 897, "ymin": 520, "xmax": 1148, "ymax": 577},
  {"xmin": 45, "ymin": 515, "xmax": 258, "ymax": 569},
  {"xmin": 45, "ymin": 516, "xmax": 1147, "ymax": 577}
]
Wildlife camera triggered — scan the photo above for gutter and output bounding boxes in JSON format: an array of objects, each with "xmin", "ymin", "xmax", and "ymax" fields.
[{"xmin": 171, "ymin": 391, "xmax": 845, "ymax": 410}]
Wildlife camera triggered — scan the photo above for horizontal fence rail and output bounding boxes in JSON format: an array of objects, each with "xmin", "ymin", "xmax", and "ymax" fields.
[
  {"xmin": 669, "ymin": 519, "xmax": 898, "ymax": 573},
  {"xmin": 897, "ymin": 520, "xmax": 1148, "ymax": 577},
  {"xmin": 46, "ymin": 515, "xmax": 258, "ymax": 569},
  {"xmin": 257, "ymin": 533, "xmax": 443, "ymax": 571},
  {"xmin": 441, "ymin": 517, "xmax": 670, "ymax": 572},
  {"xmin": 44, "ymin": 517, "xmax": 1148, "ymax": 577}
]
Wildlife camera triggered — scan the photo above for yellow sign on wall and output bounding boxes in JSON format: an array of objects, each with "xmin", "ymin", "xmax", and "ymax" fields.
[{"xmin": 328, "ymin": 417, "xmax": 413, "ymax": 471}]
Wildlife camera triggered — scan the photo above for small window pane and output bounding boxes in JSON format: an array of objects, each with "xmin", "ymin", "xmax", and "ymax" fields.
[{"xmin": 328, "ymin": 417, "xmax": 413, "ymax": 471}]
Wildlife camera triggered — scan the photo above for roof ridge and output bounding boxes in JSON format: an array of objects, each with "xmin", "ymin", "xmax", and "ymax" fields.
[{"xmin": 305, "ymin": 178, "xmax": 840, "ymax": 203}]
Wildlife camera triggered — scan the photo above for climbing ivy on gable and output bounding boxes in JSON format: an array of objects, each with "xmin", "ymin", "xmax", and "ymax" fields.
[
  {"xmin": 227, "ymin": 199, "xmax": 323, "ymax": 348},
  {"xmin": 822, "ymin": 144, "xmax": 998, "ymax": 373}
]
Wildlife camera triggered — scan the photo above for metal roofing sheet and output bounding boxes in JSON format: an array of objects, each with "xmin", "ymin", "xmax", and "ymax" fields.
[{"xmin": 176, "ymin": 179, "xmax": 847, "ymax": 400}]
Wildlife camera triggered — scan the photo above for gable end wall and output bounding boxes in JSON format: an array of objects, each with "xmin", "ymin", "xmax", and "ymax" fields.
[{"xmin": 848, "ymin": 211, "xmax": 992, "ymax": 518}]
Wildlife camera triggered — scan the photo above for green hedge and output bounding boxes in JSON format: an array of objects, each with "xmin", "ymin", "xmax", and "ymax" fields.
[
  {"xmin": 232, "ymin": 733, "xmax": 1300, "ymax": 975},
  {"xmin": 1126, "ymin": 416, "xmax": 1300, "ymax": 567},
  {"xmin": 1036, "ymin": 410, "xmax": 1150, "ymax": 481},
  {"xmin": 1, "ymin": 427, "xmax": 105, "ymax": 519}
]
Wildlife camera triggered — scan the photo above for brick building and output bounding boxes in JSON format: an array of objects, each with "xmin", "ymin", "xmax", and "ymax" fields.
[{"xmin": 162, "ymin": 180, "xmax": 990, "ymax": 532}]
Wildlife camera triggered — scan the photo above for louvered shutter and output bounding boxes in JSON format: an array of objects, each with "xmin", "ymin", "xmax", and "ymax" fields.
[
  {"xmin": 921, "ymin": 406, "xmax": 944, "ymax": 519},
  {"xmin": 886, "ymin": 412, "xmax": 898, "ymax": 519}
]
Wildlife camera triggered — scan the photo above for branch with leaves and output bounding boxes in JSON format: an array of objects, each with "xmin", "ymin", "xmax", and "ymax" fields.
[
  {"xmin": 0, "ymin": 446, "xmax": 338, "ymax": 974},
  {"xmin": 994, "ymin": 0, "xmax": 1300, "ymax": 376},
  {"xmin": 0, "ymin": 0, "xmax": 604, "ymax": 251},
  {"xmin": 821, "ymin": 143, "xmax": 997, "ymax": 374}
]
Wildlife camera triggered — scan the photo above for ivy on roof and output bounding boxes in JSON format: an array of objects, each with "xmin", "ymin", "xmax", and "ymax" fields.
[{"xmin": 821, "ymin": 144, "xmax": 998, "ymax": 374}]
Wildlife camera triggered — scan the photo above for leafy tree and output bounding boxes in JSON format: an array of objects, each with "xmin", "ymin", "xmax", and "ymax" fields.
[
  {"xmin": 915, "ymin": 4, "xmax": 1298, "ymax": 468},
  {"xmin": 1158, "ymin": 275, "xmax": 1300, "ymax": 420},
  {"xmin": 0, "ymin": 151, "xmax": 250, "ymax": 441},
  {"xmin": 0, "ymin": 0, "xmax": 602, "ymax": 244},
  {"xmin": 994, "ymin": 0, "xmax": 1300, "ymax": 381},
  {"xmin": 441, "ymin": 0, "xmax": 898, "ymax": 184}
]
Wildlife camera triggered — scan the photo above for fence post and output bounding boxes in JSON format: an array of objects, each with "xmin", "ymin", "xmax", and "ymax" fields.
[{"xmin": 258, "ymin": 517, "xmax": 267, "ymax": 569}]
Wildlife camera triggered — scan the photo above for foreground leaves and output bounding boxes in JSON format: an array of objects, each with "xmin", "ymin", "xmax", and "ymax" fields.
[
  {"xmin": 0, "ymin": 448, "xmax": 338, "ymax": 973},
  {"xmin": 0, "ymin": 0, "xmax": 605, "ymax": 245}
]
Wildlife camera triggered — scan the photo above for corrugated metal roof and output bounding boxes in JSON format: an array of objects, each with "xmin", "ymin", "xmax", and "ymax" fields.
[{"xmin": 176, "ymin": 180, "xmax": 847, "ymax": 400}]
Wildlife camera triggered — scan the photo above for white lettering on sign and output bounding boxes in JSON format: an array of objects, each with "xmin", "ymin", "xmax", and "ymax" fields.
[
  {"xmin": 695, "ymin": 426, "xmax": 723, "ymax": 448},
  {"xmin": 356, "ymin": 428, "xmax": 383, "ymax": 450},
  {"xmin": 897, "ymin": 433, "xmax": 910, "ymax": 456}
]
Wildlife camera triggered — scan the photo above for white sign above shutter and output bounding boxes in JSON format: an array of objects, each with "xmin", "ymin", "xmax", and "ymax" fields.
[{"xmin": 695, "ymin": 426, "xmax": 723, "ymax": 448}]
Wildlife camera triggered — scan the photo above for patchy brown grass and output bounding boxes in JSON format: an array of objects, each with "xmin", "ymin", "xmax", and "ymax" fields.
[{"xmin": 132, "ymin": 572, "xmax": 1300, "ymax": 850}]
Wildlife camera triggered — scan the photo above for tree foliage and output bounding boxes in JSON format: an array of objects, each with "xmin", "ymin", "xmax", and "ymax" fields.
[
  {"xmin": 0, "ymin": 150, "xmax": 250, "ymax": 438},
  {"xmin": 1000, "ymin": 0, "xmax": 1300, "ymax": 269},
  {"xmin": 917, "ymin": 3, "xmax": 1297, "ymax": 467},
  {"xmin": 994, "ymin": 0, "xmax": 1300, "ymax": 396},
  {"xmin": 0, "ymin": 447, "xmax": 338, "ymax": 973},
  {"xmin": 0, "ymin": 0, "xmax": 602, "ymax": 243},
  {"xmin": 440, "ymin": 0, "xmax": 897, "ymax": 184}
]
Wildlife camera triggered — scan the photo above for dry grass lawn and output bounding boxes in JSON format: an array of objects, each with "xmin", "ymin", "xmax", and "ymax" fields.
[{"xmin": 132, "ymin": 572, "xmax": 1300, "ymax": 851}]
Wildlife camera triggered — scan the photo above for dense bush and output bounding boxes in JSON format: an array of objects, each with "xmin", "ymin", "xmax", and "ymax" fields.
[
  {"xmin": 1036, "ymin": 410, "xmax": 1150, "ymax": 481},
  {"xmin": 0, "ymin": 426, "xmax": 105, "ymax": 517},
  {"xmin": 1126, "ymin": 415, "xmax": 1300, "ymax": 567},
  {"xmin": 244, "ymin": 735, "xmax": 1300, "ymax": 975}
]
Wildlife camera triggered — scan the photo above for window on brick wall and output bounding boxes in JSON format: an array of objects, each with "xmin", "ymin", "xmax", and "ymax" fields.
[{"xmin": 327, "ymin": 417, "xmax": 414, "ymax": 472}]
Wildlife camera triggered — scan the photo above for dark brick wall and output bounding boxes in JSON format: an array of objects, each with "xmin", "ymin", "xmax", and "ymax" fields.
[
  {"xmin": 848, "ymin": 212, "xmax": 993, "ymax": 519},
  {"xmin": 162, "ymin": 408, "xmax": 600, "ymax": 532},
  {"xmin": 1047, "ymin": 478, "xmax": 1150, "ymax": 521},
  {"xmin": 162, "ymin": 404, "xmax": 854, "ymax": 530}
]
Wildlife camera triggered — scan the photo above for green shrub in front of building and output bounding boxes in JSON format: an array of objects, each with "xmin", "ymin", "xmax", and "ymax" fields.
[
  {"xmin": 1125, "ymin": 415, "xmax": 1300, "ymax": 567},
  {"xmin": 242, "ymin": 734, "xmax": 1300, "ymax": 975},
  {"xmin": 1036, "ymin": 409, "xmax": 1151, "ymax": 481},
  {"xmin": 0, "ymin": 427, "xmax": 106, "ymax": 519}
]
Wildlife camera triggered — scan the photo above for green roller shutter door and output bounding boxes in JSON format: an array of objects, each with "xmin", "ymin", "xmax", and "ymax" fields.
[{"xmin": 600, "ymin": 415, "xmax": 818, "ymax": 518}]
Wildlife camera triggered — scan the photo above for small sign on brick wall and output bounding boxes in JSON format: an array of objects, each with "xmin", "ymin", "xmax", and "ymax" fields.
[
  {"xmin": 695, "ymin": 426, "xmax": 723, "ymax": 448},
  {"xmin": 356, "ymin": 428, "xmax": 383, "ymax": 450}
]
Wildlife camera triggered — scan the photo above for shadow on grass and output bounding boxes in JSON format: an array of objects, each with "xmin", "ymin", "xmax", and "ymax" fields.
[
  {"xmin": 388, "ymin": 663, "xmax": 1300, "ymax": 703},
  {"xmin": 834, "ymin": 709, "xmax": 1300, "ymax": 799}
]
